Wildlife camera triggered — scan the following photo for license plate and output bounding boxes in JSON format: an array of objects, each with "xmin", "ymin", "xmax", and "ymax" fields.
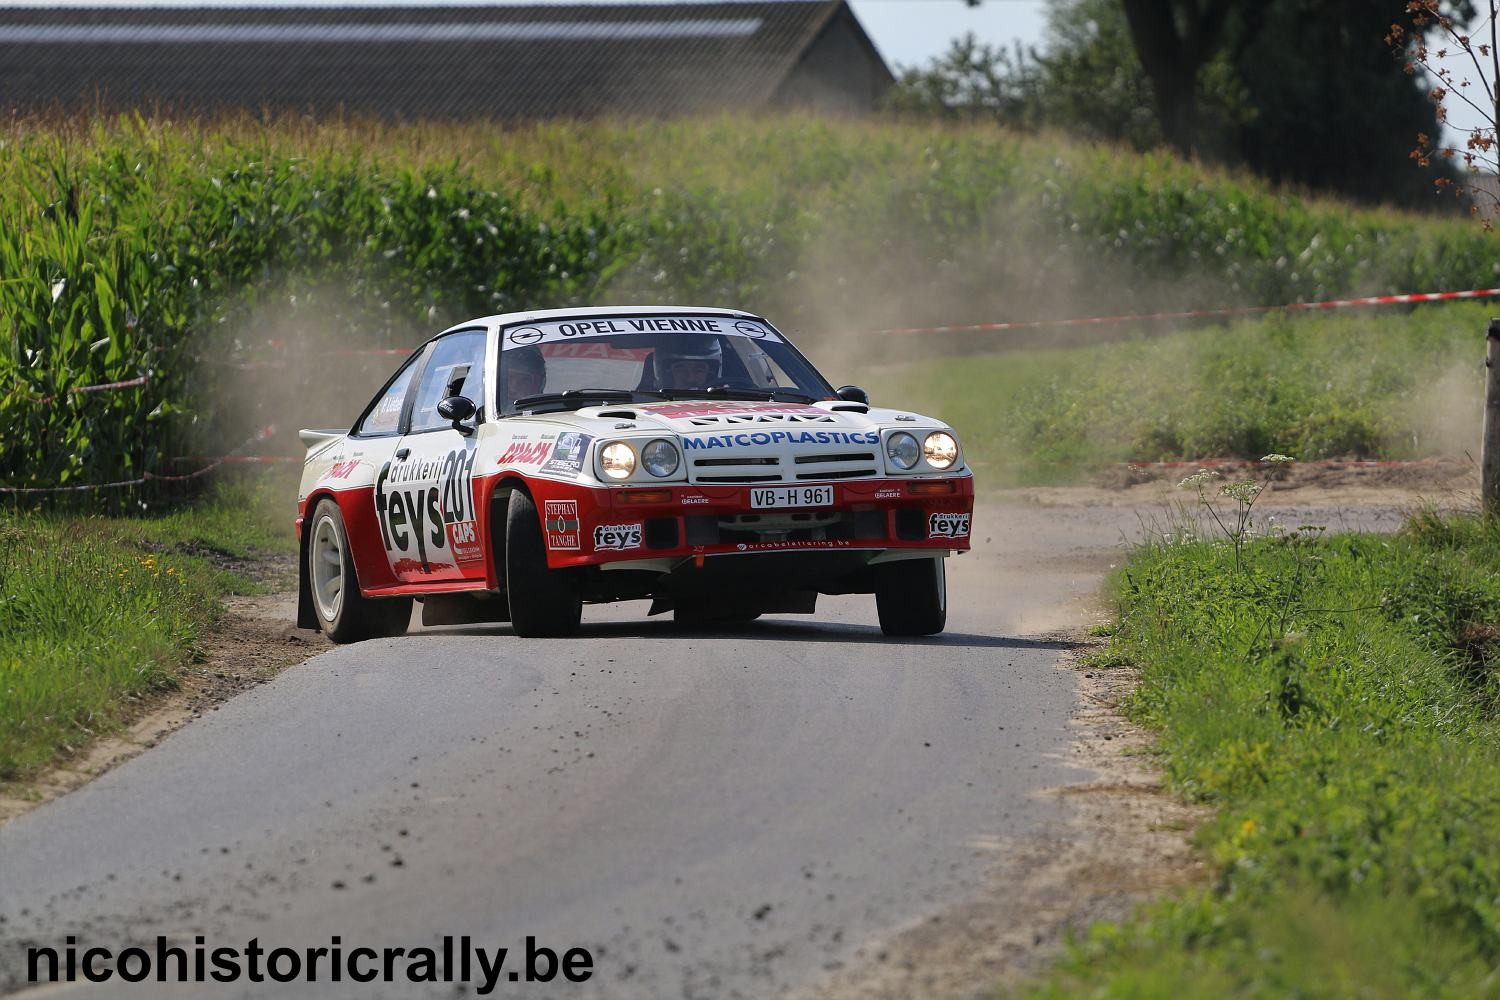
[{"xmin": 750, "ymin": 485, "xmax": 834, "ymax": 509}]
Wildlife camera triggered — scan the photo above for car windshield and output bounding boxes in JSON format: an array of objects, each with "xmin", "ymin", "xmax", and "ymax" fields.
[{"xmin": 496, "ymin": 315, "xmax": 836, "ymax": 414}]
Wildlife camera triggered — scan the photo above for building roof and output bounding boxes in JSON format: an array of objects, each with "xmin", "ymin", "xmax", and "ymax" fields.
[{"xmin": 0, "ymin": 2, "xmax": 893, "ymax": 119}]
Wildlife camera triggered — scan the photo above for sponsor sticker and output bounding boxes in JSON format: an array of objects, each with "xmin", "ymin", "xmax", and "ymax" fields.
[
  {"xmin": 636, "ymin": 401, "xmax": 813, "ymax": 419},
  {"xmin": 683, "ymin": 429, "xmax": 879, "ymax": 450},
  {"xmin": 928, "ymin": 512, "xmax": 971, "ymax": 538},
  {"xmin": 373, "ymin": 447, "xmax": 479, "ymax": 573},
  {"xmin": 500, "ymin": 316, "xmax": 781, "ymax": 349},
  {"xmin": 733, "ymin": 539, "xmax": 854, "ymax": 551},
  {"xmin": 593, "ymin": 523, "xmax": 643, "ymax": 551},
  {"xmin": 544, "ymin": 500, "xmax": 581, "ymax": 550},
  {"xmin": 497, "ymin": 439, "xmax": 552, "ymax": 466},
  {"xmin": 541, "ymin": 432, "xmax": 592, "ymax": 475},
  {"xmin": 446, "ymin": 519, "xmax": 483, "ymax": 564}
]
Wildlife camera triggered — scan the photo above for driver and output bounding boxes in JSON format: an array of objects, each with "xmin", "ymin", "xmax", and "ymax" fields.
[
  {"xmin": 504, "ymin": 345, "xmax": 546, "ymax": 402},
  {"xmin": 654, "ymin": 337, "xmax": 722, "ymax": 390}
]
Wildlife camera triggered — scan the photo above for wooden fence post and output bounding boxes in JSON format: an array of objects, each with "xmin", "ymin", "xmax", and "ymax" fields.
[{"xmin": 1485, "ymin": 319, "xmax": 1500, "ymax": 513}]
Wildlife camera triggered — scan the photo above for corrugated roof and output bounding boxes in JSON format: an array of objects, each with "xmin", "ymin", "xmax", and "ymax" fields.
[{"xmin": 0, "ymin": 2, "xmax": 889, "ymax": 118}]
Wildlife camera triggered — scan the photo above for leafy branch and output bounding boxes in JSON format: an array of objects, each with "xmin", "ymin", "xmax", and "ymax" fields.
[{"xmin": 1389, "ymin": 0, "xmax": 1498, "ymax": 224}]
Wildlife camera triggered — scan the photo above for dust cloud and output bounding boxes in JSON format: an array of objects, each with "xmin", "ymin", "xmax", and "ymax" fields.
[
  {"xmin": 1400, "ymin": 359, "xmax": 1484, "ymax": 459},
  {"xmin": 194, "ymin": 282, "xmax": 426, "ymax": 460}
]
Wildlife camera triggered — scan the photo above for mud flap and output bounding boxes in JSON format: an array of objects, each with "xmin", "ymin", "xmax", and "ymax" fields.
[{"xmin": 296, "ymin": 529, "xmax": 320, "ymax": 631}]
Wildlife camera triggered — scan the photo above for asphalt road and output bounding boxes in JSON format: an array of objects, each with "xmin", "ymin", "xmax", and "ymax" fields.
[
  {"xmin": 3, "ymin": 483, "xmax": 1422, "ymax": 999},
  {"xmin": 0, "ymin": 519, "xmax": 1089, "ymax": 999}
]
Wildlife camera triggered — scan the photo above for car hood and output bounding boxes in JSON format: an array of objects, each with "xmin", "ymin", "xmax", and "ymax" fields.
[{"xmin": 618, "ymin": 399, "xmax": 882, "ymax": 435}]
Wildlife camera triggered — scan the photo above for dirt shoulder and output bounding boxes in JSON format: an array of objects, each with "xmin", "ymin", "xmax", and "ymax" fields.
[
  {"xmin": 799, "ymin": 651, "xmax": 1208, "ymax": 1000},
  {"xmin": 0, "ymin": 550, "xmax": 321, "ymax": 827}
]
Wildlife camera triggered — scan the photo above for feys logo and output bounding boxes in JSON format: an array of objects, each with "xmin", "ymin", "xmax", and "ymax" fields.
[
  {"xmin": 928, "ymin": 512, "xmax": 971, "ymax": 538},
  {"xmin": 593, "ymin": 524, "xmax": 643, "ymax": 551},
  {"xmin": 374, "ymin": 447, "xmax": 478, "ymax": 572},
  {"xmin": 544, "ymin": 500, "xmax": 581, "ymax": 551}
]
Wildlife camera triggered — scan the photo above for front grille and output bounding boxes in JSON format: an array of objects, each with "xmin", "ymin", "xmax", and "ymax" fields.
[
  {"xmin": 689, "ymin": 450, "xmax": 879, "ymax": 484},
  {"xmin": 695, "ymin": 473, "xmax": 785, "ymax": 483},
  {"xmin": 793, "ymin": 450, "xmax": 879, "ymax": 481},
  {"xmin": 794, "ymin": 452, "xmax": 870, "ymax": 464}
]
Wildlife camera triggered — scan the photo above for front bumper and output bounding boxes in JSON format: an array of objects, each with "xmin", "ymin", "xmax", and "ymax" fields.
[{"xmin": 525, "ymin": 475, "xmax": 975, "ymax": 569}]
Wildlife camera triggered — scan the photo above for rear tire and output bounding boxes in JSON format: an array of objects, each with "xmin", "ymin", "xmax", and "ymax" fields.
[
  {"xmin": 875, "ymin": 557, "xmax": 947, "ymax": 636},
  {"xmin": 307, "ymin": 499, "xmax": 411, "ymax": 643},
  {"xmin": 505, "ymin": 492, "xmax": 583, "ymax": 637}
]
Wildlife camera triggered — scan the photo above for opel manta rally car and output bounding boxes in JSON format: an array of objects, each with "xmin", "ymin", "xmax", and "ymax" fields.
[{"xmin": 296, "ymin": 306, "xmax": 973, "ymax": 641}]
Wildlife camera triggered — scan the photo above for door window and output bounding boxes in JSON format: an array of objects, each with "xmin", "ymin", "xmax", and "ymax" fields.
[
  {"xmin": 409, "ymin": 330, "xmax": 488, "ymax": 434},
  {"xmin": 355, "ymin": 351, "xmax": 424, "ymax": 437}
]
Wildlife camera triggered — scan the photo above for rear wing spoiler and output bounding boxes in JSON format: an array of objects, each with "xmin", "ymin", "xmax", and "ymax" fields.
[{"xmin": 299, "ymin": 428, "xmax": 345, "ymax": 451}]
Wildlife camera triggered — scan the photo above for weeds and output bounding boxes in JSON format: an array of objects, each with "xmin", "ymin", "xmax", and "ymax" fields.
[
  {"xmin": 0, "ymin": 475, "xmax": 293, "ymax": 780},
  {"xmin": 1033, "ymin": 509, "xmax": 1500, "ymax": 997}
]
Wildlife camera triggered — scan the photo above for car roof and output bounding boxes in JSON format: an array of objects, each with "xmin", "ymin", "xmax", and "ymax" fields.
[{"xmin": 458, "ymin": 304, "xmax": 761, "ymax": 331}]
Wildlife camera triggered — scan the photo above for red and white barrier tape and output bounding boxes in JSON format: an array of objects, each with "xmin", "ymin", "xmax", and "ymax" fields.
[
  {"xmin": 32, "ymin": 374, "xmax": 153, "ymax": 404},
  {"xmin": 0, "ymin": 425, "xmax": 277, "ymax": 494},
  {"xmin": 69, "ymin": 374, "xmax": 152, "ymax": 395},
  {"xmin": 163, "ymin": 454, "xmax": 299, "ymax": 465},
  {"xmin": 50, "ymin": 286, "xmax": 1500, "ymax": 381},
  {"xmin": 1121, "ymin": 457, "xmax": 1453, "ymax": 470},
  {"xmin": 880, "ymin": 287, "xmax": 1500, "ymax": 336}
]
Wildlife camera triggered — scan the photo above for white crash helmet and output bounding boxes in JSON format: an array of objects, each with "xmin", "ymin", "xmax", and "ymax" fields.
[{"xmin": 654, "ymin": 337, "xmax": 723, "ymax": 385}]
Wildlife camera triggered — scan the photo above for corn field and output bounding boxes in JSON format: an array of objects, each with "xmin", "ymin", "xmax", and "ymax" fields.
[{"xmin": 2, "ymin": 115, "xmax": 1495, "ymax": 502}]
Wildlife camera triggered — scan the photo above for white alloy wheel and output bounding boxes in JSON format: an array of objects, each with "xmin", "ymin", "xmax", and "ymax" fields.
[{"xmin": 311, "ymin": 511, "xmax": 347, "ymax": 623}]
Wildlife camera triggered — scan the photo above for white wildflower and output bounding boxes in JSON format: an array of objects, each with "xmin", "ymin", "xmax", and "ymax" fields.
[
  {"xmin": 1178, "ymin": 469, "xmax": 1220, "ymax": 489},
  {"xmin": 1220, "ymin": 481, "xmax": 1264, "ymax": 503}
]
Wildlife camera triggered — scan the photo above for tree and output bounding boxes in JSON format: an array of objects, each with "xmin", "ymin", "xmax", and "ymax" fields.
[
  {"xmin": 882, "ymin": 33, "xmax": 1044, "ymax": 128},
  {"xmin": 894, "ymin": 0, "xmax": 1463, "ymax": 210},
  {"xmin": 1117, "ymin": 1, "xmax": 1254, "ymax": 157},
  {"xmin": 1236, "ymin": 0, "xmax": 1460, "ymax": 206},
  {"xmin": 1389, "ymin": 0, "xmax": 1495, "ymax": 218}
]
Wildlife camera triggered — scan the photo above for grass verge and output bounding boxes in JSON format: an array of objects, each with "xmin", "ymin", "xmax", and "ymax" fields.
[
  {"xmin": 1027, "ymin": 502, "xmax": 1500, "ymax": 996},
  {"xmin": 861, "ymin": 300, "xmax": 1490, "ymax": 487},
  {"xmin": 0, "ymin": 473, "xmax": 295, "ymax": 782}
]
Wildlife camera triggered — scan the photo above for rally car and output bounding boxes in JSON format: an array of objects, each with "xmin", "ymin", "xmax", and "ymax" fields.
[{"xmin": 296, "ymin": 306, "xmax": 973, "ymax": 641}]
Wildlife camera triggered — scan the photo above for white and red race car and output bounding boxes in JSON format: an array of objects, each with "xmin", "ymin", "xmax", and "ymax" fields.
[{"xmin": 296, "ymin": 306, "xmax": 973, "ymax": 641}]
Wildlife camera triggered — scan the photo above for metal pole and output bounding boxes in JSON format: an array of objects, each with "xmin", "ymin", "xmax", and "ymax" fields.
[{"xmin": 1484, "ymin": 319, "xmax": 1500, "ymax": 513}]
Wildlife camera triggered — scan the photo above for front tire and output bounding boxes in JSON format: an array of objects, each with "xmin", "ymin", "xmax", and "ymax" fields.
[
  {"xmin": 875, "ymin": 557, "xmax": 947, "ymax": 636},
  {"xmin": 505, "ymin": 491, "xmax": 583, "ymax": 637},
  {"xmin": 307, "ymin": 499, "xmax": 411, "ymax": 643}
]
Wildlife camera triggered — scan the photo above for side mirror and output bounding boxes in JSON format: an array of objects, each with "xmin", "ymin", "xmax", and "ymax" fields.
[
  {"xmin": 437, "ymin": 395, "xmax": 477, "ymax": 434},
  {"xmin": 835, "ymin": 385, "xmax": 870, "ymax": 405}
]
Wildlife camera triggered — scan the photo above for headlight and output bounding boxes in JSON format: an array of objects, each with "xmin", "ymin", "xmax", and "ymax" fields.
[
  {"xmin": 601, "ymin": 442, "xmax": 637, "ymax": 480},
  {"xmin": 923, "ymin": 432, "xmax": 959, "ymax": 470},
  {"xmin": 887, "ymin": 432, "xmax": 920, "ymax": 471},
  {"xmin": 642, "ymin": 439, "xmax": 680, "ymax": 478}
]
